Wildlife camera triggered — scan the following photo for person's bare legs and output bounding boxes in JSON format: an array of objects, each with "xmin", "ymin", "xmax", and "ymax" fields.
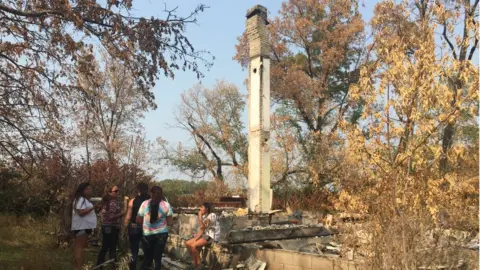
[
  {"xmin": 191, "ymin": 238, "xmax": 208, "ymax": 267},
  {"xmin": 185, "ymin": 238, "xmax": 197, "ymax": 265},
  {"xmin": 74, "ymin": 234, "xmax": 88, "ymax": 270}
]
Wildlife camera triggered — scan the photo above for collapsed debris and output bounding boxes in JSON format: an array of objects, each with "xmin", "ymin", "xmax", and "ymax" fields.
[
  {"xmin": 227, "ymin": 226, "xmax": 333, "ymax": 244},
  {"xmin": 243, "ymin": 254, "xmax": 266, "ymax": 270},
  {"xmin": 161, "ymin": 256, "xmax": 189, "ymax": 270}
]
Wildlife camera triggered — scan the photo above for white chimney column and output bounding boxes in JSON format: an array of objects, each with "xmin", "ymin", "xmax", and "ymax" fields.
[{"xmin": 246, "ymin": 5, "xmax": 272, "ymax": 214}]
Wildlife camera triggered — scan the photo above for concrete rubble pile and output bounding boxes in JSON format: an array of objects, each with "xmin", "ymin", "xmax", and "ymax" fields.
[
  {"xmin": 164, "ymin": 208, "xmax": 364, "ymax": 269},
  {"xmin": 162, "ymin": 210, "xmax": 479, "ymax": 269}
]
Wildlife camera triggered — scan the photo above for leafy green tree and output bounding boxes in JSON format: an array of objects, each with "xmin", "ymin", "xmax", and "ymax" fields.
[{"xmin": 157, "ymin": 81, "xmax": 247, "ymax": 182}]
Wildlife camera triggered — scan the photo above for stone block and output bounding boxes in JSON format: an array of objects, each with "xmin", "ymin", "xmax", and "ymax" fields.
[
  {"xmin": 264, "ymin": 250, "xmax": 276, "ymax": 264},
  {"xmin": 219, "ymin": 216, "xmax": 234, "ymax": 240},
  {"xmin": 290, "ymin": 252, "xmax": 312, "ymax": 269},
  {"xmin": 311, "ymin": 256, "xmax": 335, "ymax": 270},
  {"xmin": 178, "ymin": 215, "xmax": 198, "ymax": 237},
  {"xmin": 256, "ymin": 249, "xmax": 275, "ymax": 264},
  {"xmin": 284, "ymin": 265, "xmax": 303, "ymax": 270},
  {"xmin": 275, "ymin": 250, "xmax": 312, "ymax": 269},
  {"xmin": 231, "ymin": 216, "xmax": 250, "ymax": 230},
  {"xmin": 269, "ymin": 262, "xmax": 285, "ymax": 270},
  {"xmin": 274, "ymin": 250, "xmax": 294, "ymax": 264}
]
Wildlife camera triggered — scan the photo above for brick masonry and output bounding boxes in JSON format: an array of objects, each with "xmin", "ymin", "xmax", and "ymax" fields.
[
  {"xmin": 246, "ymin": 5, "xmax": 270, "ymax": 58},
  {"xmin": 255, "ymin": 249, "xmax": 364, "ymax": 270}
]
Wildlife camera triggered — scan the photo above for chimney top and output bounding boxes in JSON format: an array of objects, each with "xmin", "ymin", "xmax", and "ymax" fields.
[{"xmin": 246, "ymin": 5, "xmax": 268, "ymax": 20}]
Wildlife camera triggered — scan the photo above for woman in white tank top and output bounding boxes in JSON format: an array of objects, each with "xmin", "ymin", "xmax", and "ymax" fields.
[{"xmin": 71, "ymin": 182, "xmax": 98, "ymax": 270}]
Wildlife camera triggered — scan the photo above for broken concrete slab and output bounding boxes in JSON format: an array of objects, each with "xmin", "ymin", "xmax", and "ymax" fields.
[
  {"xmin": 227, "ymin": 226, "xmax": 334, "ymax": 244},
  {"xmin": 265, "ymin": 236, "xmax": 332, "ymax": 252}
]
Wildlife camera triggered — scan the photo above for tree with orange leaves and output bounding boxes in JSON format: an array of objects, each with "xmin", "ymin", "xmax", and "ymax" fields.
[
  {"xmin": 234, "ymin": 0, "xmax": 365, "ymax": 186},
  {"xmin": 337, "ymin": 0, "xmax": 478, "ymax": 267}
]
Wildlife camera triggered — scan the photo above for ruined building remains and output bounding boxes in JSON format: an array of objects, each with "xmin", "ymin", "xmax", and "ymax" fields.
[{"xmin": 246, "ymin": 5, "xmax": 272, "ymax": 214}]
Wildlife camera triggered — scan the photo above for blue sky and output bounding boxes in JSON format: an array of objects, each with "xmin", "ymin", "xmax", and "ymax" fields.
[{"xmin": 132, "ymin": 1, "xmax": 378, "ymax": 180}]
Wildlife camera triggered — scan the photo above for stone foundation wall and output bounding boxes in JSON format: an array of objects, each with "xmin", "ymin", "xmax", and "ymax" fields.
[
  {"xmin": 255, "ymin": 249, "xmax": 363, "ymax": 270},
  {"xmin": 165, "ymin": 233, "xmax": 363, "ymax": 270}
]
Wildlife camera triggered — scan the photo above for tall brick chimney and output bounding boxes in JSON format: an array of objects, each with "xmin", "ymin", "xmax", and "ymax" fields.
[{"xmin": 246, "ymin": 5, "xmax": 272, "ymax": 214}]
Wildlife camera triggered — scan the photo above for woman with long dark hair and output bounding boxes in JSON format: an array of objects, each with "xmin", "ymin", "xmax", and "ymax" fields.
[
  {"xmin": 71, "ymin": 182, "xmax": 98, "ymax": 270},
  {"xmin": 136, "ymin": 186, "xmax": 173, "ymax": 270},
  {"xmin": 124, "ymin": 182, "xmax": 150, "ymax": 270},
  {"xmin": 96, "ymin": 184, "xmax": 124, "ymax": 268},
  {"xmin": 185, "ymin": 202, "xmax": 220, "ymax": 269}
]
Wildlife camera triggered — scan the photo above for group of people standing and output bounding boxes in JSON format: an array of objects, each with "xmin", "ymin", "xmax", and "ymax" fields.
[{"xmin": 70, "ymin": 182, "xmax": 220, "ymax": 270}]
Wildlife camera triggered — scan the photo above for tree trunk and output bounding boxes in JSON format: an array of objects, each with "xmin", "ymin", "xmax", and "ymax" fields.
[
  {"xmin": 440, "ymin": 123, "xmax": 455, "ymax": 173},
  {"xmin": 440, "ymin": 77, "xmax": 461, "ymax": 174},
  {"xmin": 57, "ymin": 198, "xmax": 73, "ymax": 247}
]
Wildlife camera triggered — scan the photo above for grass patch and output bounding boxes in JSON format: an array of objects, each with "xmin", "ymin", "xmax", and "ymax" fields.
[{"xmin": 0, "ymin": 214, "xmax": 98, "ymax": 270}]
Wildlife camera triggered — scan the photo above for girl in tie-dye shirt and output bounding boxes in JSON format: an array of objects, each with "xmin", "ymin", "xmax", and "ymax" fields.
[
  {"xmin": 137, "ymin": 197, "xmax": 173, "ymax": 235},
  {"xmin": 136, "ymin": 186, "xmax": 173, "ymax": 270}
]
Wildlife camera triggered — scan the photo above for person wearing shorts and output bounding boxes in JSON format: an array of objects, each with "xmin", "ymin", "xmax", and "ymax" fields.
[
  {"xmin": 71, "ymin": 182, "xmax": 98, "ymax": 270},
  {"xmin": 73, "ymin": 229, "xmax": 93, "ymax": 236},
  {"xmin": 185, "ymin": 202, "xmax": 220, "ymax": 269},
  {"xmin": 200, "ymin": 234, "xmax": 214, "ymax": 245}
]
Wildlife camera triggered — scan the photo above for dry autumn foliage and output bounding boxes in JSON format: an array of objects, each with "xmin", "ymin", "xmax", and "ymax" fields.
[
  {"xmin": 74, "ymin": 53, "xmax": 151, "ymax": 164},
  {"xmin": 337, "ymin": 0, "xmax": 478, "ymax": 268},
  {"xmin": 0, "ymin": 0, "xmax": 213, "ymax": 246},
  {"xmin": 0, "ymin": 0, "xmax": 212, "ymax": 175},
  {"xmin": 234, "ymin": 0, "xmax": 365, "ymax": 186}
]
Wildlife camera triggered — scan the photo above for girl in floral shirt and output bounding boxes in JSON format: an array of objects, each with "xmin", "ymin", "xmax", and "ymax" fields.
[{"xmin": 96, "ymin": 185, "xmax": 124, "ymax": 267}]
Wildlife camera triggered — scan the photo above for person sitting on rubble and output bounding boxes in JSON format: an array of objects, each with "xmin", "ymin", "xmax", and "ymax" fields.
[{"xmin": 185, "ymin": 202, "xmax": 221, "ymax": 268}]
